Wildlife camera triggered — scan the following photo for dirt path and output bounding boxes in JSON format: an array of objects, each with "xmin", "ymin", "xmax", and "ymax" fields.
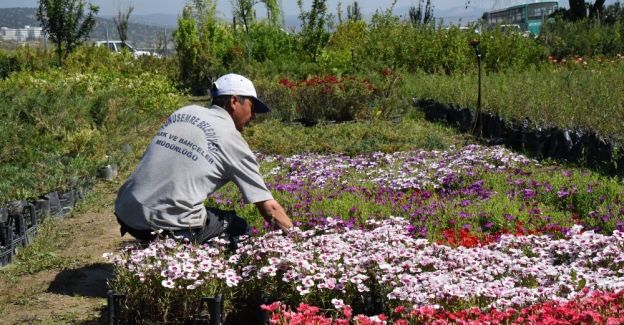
[{"xmin": 0, "ymin": 179, "xmax": 135, "ymax": 324}]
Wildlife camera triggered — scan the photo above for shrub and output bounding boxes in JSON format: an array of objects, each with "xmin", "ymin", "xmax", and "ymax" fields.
[
  {"xmin": 258, "ymin": 70, "xmax": 409, "ymax": 123},
  {"xmin": 540, "ymin": 17, "xmax": 624, "ymax": 58},
  {"xmin": 0, "ymin": 69, "xmax": 183, "ymax": 202}
]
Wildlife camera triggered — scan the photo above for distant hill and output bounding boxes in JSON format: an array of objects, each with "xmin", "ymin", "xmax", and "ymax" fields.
[
  {"xmin": 0, "ymin": 7, "xmax": 39, "ymax": 28},
  {"xmin": 0, "ymin": 7, "xmax": 173, "ymax": 49},
  {"xmin": 0, "ymin": 5, "xmax": 485, "ymax": 48},
  {"xmin": 128, "ymin": 13, "xmax": 179, "ymax": 28}
]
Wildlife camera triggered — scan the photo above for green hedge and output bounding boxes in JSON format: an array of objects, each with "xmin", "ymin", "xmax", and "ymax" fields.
[{"xmin": 0, "ymin": 69, "xmax": 183, "ymax": 202}]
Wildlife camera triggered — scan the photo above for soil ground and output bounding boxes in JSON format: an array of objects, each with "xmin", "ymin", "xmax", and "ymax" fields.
[{"xmin": 0, "ymin": 178, "xmax": 136, "ymax": 324}]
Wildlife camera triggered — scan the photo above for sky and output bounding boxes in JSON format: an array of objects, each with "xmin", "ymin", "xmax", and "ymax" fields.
[{"xmin": 0, "ymin": 1, "xmax": 619, "ymax": 18}]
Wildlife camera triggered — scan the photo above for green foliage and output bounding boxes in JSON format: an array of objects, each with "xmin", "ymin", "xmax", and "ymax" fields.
[
  {"xmin": 540, "ymin": 16, "xmax": 624, "ymax": 58},
  {"xmin": 230, "ymin": 22, "xmax": 298, "ymax": 66},
  {"xmin": 480, "ymin": 27, "xmax": 548, "ymax": 71},
  {"xmin": 297, "ymin": 0, "xmax": 330, "ymax": 62},
  {"xmin": 174, "ymin": 2, "xmax": 233, "ymax": 95},
  {"xmin": 407, "ymin": 61, "xmax": 624, "ymax": 142},
  {"xmin": 0, "ymin": 68, "xmax": 183, "ymax": 202},
  {"xmin": 174, "ymin": 6, "xmax": 204, "ymax": 96},
  {"xmin": 244, "ymin": 117, "xmax": 456, "ymax": 156},
  {"xmin": 36, "ymin": 0, "xmax": 99, "ymax": 66},
  {"xmin": 0, "ymin": 49, "xmax": 18, "ymax": 79}
]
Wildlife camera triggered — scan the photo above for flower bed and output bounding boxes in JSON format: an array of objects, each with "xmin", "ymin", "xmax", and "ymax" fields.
[
  {"xmin": 262, "ymin": 289, "xmax": 624, "ymax": 324},
  {"xmin": 107, "ymin": 218, "xmax": 624, "ymax": 323},
  {"xmin": 212, "ymin": 145, "xmax": 624, "ymax": 242},
  {"xmin": 107, "ymin": 144, "xmax": 624, "ymax": 322}
]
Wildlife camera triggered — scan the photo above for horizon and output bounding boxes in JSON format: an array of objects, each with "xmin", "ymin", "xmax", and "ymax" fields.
[
  {"xmin": 0, "ymin": 0, "xmax": 619, "ymax": 27},
  {"xmin": 0, "ymin": 1, "xmax": 602, "ymax": 17}
]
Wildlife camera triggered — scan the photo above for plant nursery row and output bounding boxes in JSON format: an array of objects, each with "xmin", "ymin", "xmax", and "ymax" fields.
[
  {"xmin": 0, "ymin": 177, "xmax": 93, "ymax": 267},
  {"xmin": 415, "ymin": 99, "xmax": 622, "ymax": 175}
]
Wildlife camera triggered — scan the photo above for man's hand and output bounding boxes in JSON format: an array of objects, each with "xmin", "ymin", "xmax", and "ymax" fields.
[{"xmin": 255, "ymin": 199, "xmax": 294, "ymax": 231}]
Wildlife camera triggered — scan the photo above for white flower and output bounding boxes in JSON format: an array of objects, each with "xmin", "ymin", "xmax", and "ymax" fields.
[
  {"xmin": 331, "ymin": 298, "xmax": 345, "ymax": 309},
  {"xmin": 161, "ymin": 279, "xmax": 175, "ymax": 289}
]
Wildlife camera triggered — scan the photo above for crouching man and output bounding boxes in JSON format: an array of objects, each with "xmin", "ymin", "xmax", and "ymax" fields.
[{"xmin": 114, "ymin": 73, "xmax": 293, "ymax": 244}]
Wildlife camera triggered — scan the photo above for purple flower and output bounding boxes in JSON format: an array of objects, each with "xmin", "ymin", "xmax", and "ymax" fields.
[
  {"xmin": 617, "ymin": 220, "xmax": 624, "ymax": 232},
  {"xmin": 557, "ymin": 189, "xmax": 570, "ymax": 198},
  {"xmin": 523, "ymin": 188, "xmax": 536, "ymax": 199},
  {"xmin": 459, "ymin": 211, "xmax": 471, "ymax": 218}
]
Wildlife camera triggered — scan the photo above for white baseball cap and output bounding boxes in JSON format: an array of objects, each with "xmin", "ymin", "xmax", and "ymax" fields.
[{"xmin": 211, "ymin": 73, "xmax": 270, "ymax": 113}]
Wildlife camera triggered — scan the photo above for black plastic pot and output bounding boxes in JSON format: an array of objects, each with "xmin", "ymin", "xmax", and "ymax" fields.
[
  {"xmin": 0, "ymin": 207, "xmax": 7, "ymax": 223},
  {"xmin": 458, "ymin": 108, "xmax": 475, "ymax": 132},
  {"xmin": 107, "ymin": 290, "xmax": 126, "ymax": 325},
  {"xmin": 6, "ymin": 200, "xmax": 24, "ymax": 217},
  {"xmin": 107, "ymin": 291, "xmax": 223, "ymax": 325},
  {"xmin": 6, "ymin": 201, "xmax": 26, "ymax": 248},
  {"xmin": 424, "ymin": 102, "xmax": 448, "ymax": 122},
  {"xmin": 584, "ymin": 132, "xmax": 614, "ymax": 171},
  {"xmin": 34, "ymin": 199, "xmax": 51, "ymax": 222},
  {"xmin": 197, "ymin": 295, "xmax": 223, "ymax": 325},
  {"xmin": 44, "ymin": 191, "xmax": 62, "ymax": 217},
  {"xmin": 0, "ymin": 244, "xmax": 12, "ymax": 267},
  {"xmin": 502, "ymin": 121, "xmax": 523, "ymax": 150},
  {"xmin": 547, "ymin": 129, "xmax": 570, "ymax": 160},
  {"xmin": 364, "ymin": 294, "xmax": 386, "ymax": 316},
  {"xmin": 0, "ymin": 208, "xmax": 12, "ymax": 249},
  {"xmin": 99, "ymin": 164, "xmax": 119, "ymax": 181},
  {"xmin": 60, "ymin": 190, "xmax": 75, "ymax": 208},
  {"xmin": 23, "ymin": 203, "xmax": 37, "ymax": 244},
  {"xmin": 446, "ymin": 107, "xmax": 462, "ymax": 127},
  {"xmin": 566, "ymin": 130, "xmax": 584, "ymax": 163},
  {"xmin": 73, "ymin": 185, "xmax": 86, "ymax": 202},
  {"xmin": 12, "ymin": 218, "xmax": 26, "ymax": 249}
]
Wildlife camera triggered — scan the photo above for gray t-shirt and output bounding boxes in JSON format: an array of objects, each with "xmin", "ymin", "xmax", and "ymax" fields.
[{"xmin": 115, "ymin": 105, "xmax": 273, "ymax": 231}]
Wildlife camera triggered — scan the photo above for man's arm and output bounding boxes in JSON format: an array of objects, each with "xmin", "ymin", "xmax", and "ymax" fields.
[{"xmin": 255, "ymin": 199, "xmax": 294, "ymax": 230}]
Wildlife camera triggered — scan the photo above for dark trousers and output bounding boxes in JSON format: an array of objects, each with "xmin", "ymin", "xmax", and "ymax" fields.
[{"xmin": 116, "ymin": 207, "xmax": 250, "ymax": 246}]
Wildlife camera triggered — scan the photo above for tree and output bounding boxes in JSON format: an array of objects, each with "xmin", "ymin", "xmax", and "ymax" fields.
[
  {"xmin": 232, "ymin": 0, "xmax": 255, "ymax": 33},
  {"xmin": 260, "ymin": 0, "xmax": 281, "ymax": 26},
  {"xmin": 174, "ymin": 5, "xmax": 202, "ymax": 94},
  {"xmin": 337, "ymin": 0, "xmax": 343, "ymax": 24},
  {"xmin": 297, "ymin": 0, "xmax": 330, "ymax": 62},
  {"xmin": 174, "ymin": 0, "xmax": 232, "ymax": 95},
  {"xmin": 347, "ymin": 1, "xmax": 362, "ymax": 21},
  {"xmin": 409, "ymin": 0, "xmax": 433, "ymax": 26},
  {"xmin": 113, "ymin": 5, "xmax": 134, "ymax": 47},
  {"xmin": 36, "ymin": 0, "xmax": 99, "ymax": 66},
  {"xmin": 232, "ymin": 0, "xmax": 281, "ymax": 32}
]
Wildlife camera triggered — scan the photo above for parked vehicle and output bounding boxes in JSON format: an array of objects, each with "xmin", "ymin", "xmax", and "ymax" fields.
[
  {"xmin": 481, "ymin": 1, "xmax": 558, "ymax": 36},
  {"xmin": 94, "ymin": 40, "xmax": 161, "ymax": 58}
]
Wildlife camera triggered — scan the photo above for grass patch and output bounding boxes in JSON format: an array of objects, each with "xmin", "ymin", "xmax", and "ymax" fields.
[
  {"xmin": 246, "ymin": 114, "xmax": 462, "ymax": 155},
  {"xmin": 1, "ymin": 217, "xmax": 73, "ymax": 276}
]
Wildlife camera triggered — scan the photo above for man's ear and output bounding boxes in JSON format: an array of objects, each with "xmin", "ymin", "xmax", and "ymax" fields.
[{"xmin": 225, "ymin": 95, "xmax": 237, "ymax": 112}]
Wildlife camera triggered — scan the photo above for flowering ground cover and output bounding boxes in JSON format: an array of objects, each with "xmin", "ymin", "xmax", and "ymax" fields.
[
  {"xmin": 107, "ymin": 144, "xmax": 624, "ymax": 323},
  {"xmin": 213, "ymin": 144, "xmax": 624, "ymax": 244}
]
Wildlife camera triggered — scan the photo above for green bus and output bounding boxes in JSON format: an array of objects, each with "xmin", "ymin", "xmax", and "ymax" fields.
[{"xmin": 481, "ymin": 1, "xmax": 559, "ymax": 36}]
